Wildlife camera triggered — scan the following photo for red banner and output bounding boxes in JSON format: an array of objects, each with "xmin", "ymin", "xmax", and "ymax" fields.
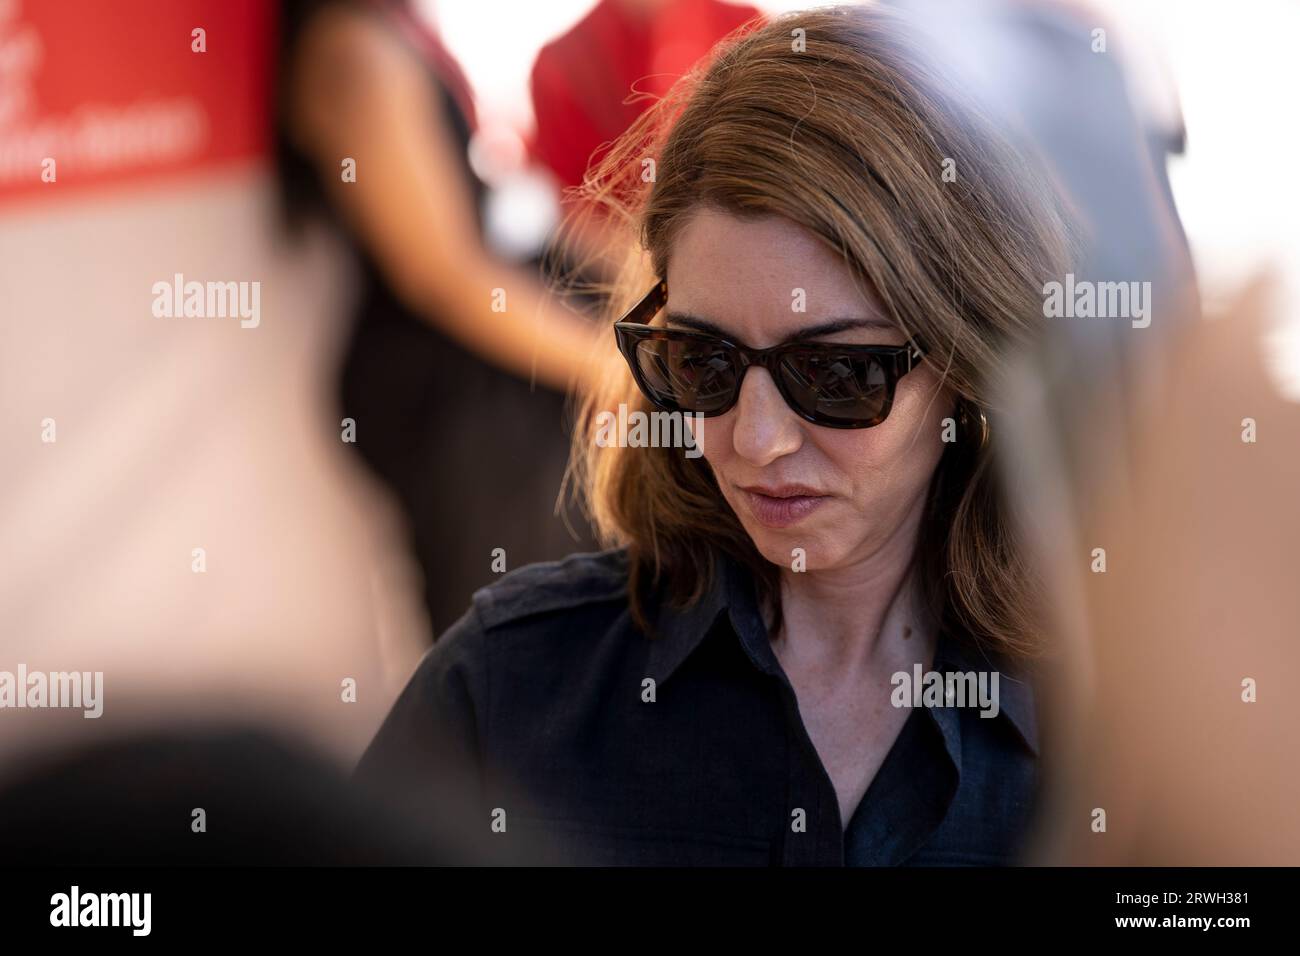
[{"xmin": 0, "ymin": 0, "xmax": 273, "ymax": 205}]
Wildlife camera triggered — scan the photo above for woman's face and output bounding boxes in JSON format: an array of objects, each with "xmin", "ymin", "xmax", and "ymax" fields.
[{"xmin": 666, "ymin": 207, "xmax": 953, "ymax": 572}]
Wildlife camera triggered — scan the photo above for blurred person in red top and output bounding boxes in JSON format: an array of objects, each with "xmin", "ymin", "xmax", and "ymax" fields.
[
  {"xmin": 530, "ymin": 0, "xmax": 761, "ymax": 280},
  {"xmin": 530, "ymin": 0, "xmax": 762, "ymax": 193}
]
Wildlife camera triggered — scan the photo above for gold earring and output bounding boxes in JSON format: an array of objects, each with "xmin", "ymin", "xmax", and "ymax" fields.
[{"xmin": 961, "ymin": 403, "xmax": 990, "ymax": 448}]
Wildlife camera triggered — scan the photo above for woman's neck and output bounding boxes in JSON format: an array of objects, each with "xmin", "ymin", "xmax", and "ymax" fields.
[{"xmin": 770, "ymin": 501, "xmax": 934, "ymax": 683}]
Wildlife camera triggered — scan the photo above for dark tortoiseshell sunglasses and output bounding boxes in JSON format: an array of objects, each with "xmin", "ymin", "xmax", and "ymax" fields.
[{"xmin": 613, "ymin": 279, "xmax": 926, "ymax": 429}]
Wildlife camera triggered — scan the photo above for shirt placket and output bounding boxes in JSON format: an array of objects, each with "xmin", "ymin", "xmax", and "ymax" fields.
[
  {"xmin": 727, "ymin": 611, "xmax": 846, "ymax": 865},
  {"xmin": 771, "ymin": 670, "xmax": 848, "ymax": 865}
]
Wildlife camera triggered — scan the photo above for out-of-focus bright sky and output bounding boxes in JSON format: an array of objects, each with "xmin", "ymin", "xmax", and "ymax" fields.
[{"xmin": 424, "ymin": 0, "xmax": 1300, "ymax": 394}]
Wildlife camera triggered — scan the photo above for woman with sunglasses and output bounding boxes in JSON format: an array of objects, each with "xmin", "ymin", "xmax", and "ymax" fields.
[{"xmin": 357, "ymin": 6, "xmax": 1071, "ymax": 866}]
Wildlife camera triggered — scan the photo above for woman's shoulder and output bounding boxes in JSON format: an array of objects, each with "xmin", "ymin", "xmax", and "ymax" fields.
[
  {"xmin": 404, "ymin": 547, "xmax": 636, "ymax": 710},
  {"xmin": 465, "ymin": 547, "xmax": 633, "ymax": 633},
  {"xmin": 392, "ymin": 547, "xmax": 632, "ymax": 693}
]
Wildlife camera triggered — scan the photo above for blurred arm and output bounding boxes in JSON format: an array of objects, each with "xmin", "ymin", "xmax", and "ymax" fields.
[{"xmin": 287, "ymin": 5, "xmax": 601, "ymax": 393}]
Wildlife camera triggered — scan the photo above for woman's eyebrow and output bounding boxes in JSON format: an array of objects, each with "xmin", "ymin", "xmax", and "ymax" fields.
[{"xmin": 665, "ymin": 311, "xmax": 897, "ymax": 343}]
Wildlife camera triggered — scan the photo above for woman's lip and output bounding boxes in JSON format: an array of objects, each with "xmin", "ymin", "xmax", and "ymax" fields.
[
  {"xmin": 738, "ymin": 488, "xmax": 830, "ymax": 529},
  {"xmin": 741, "ymin": 484, "xmax": 826, "ymax": 499}
]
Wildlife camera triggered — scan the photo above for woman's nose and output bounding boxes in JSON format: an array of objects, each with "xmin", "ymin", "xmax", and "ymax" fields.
[{"xmin": 729, "ymin": 367, "xmax": 803, "ymax": 466}]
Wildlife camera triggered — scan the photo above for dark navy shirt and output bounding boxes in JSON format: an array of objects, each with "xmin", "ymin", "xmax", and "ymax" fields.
[{"xmin": 355, "ymin": 547, "xmax": 1040, "ymax": 866}]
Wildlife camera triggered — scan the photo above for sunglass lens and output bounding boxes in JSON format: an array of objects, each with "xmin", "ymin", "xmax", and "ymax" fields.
[
  {"xmin": 632, "ymin": 337, "xmax": 737, "ymax": 414},
  {"xmin": 778, "ymin": 351, "xmax": 891, "ymax": 425}
]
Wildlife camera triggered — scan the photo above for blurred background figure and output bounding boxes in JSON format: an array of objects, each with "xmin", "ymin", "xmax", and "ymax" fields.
[
  {"xmin": 277, "ymin": 0, "xmax": 604, "ymax": 640},
  {"xmin": 530, "ymin": 0, "xmax": 761, "ymax": 196},
  {"xmin": 528, "ymin": 0, "xmax": 760, "ymax": 278},
  {"xmin": 0, "ymin": 0, "xmax": 424, "ymax": 764}
]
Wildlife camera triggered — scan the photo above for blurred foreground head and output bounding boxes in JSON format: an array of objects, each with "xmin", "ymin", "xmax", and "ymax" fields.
[
  {"xmin": 1025, "ymin": 275, "xmax": 1300, "ymax": 865},
  {"xmin": 0, "ymin": 723, "xmax": 549, "ymax": 865}
]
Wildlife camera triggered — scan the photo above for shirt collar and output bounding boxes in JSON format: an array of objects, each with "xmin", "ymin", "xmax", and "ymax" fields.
[
  {"xmin": 933, "ymin": 629, "xmax": 1039, "ymax": 757},
  {"xmin": 644, "ymin": 549, "xmax": 781, "ymax": 685},
  {"xmin": 644, "ymin": 549, "xmax": 1038, "ymax": 757}
]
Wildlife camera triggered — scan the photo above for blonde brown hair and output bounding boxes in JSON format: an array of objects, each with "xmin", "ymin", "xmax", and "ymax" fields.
[{"xmin": 562, "ymin": 5, "xmax": 1070, "ymax": 660}]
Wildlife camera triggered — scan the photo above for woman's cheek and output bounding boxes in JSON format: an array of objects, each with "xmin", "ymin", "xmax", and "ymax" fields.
[{"xmin": 698, "ymin": 415, "xmax": 733, "ymax": 474}]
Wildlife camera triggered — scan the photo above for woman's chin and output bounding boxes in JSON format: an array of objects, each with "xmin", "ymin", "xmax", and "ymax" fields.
[{"xmin": 745, "ymin": 524, "xmax": 842, "ymax": 571}]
